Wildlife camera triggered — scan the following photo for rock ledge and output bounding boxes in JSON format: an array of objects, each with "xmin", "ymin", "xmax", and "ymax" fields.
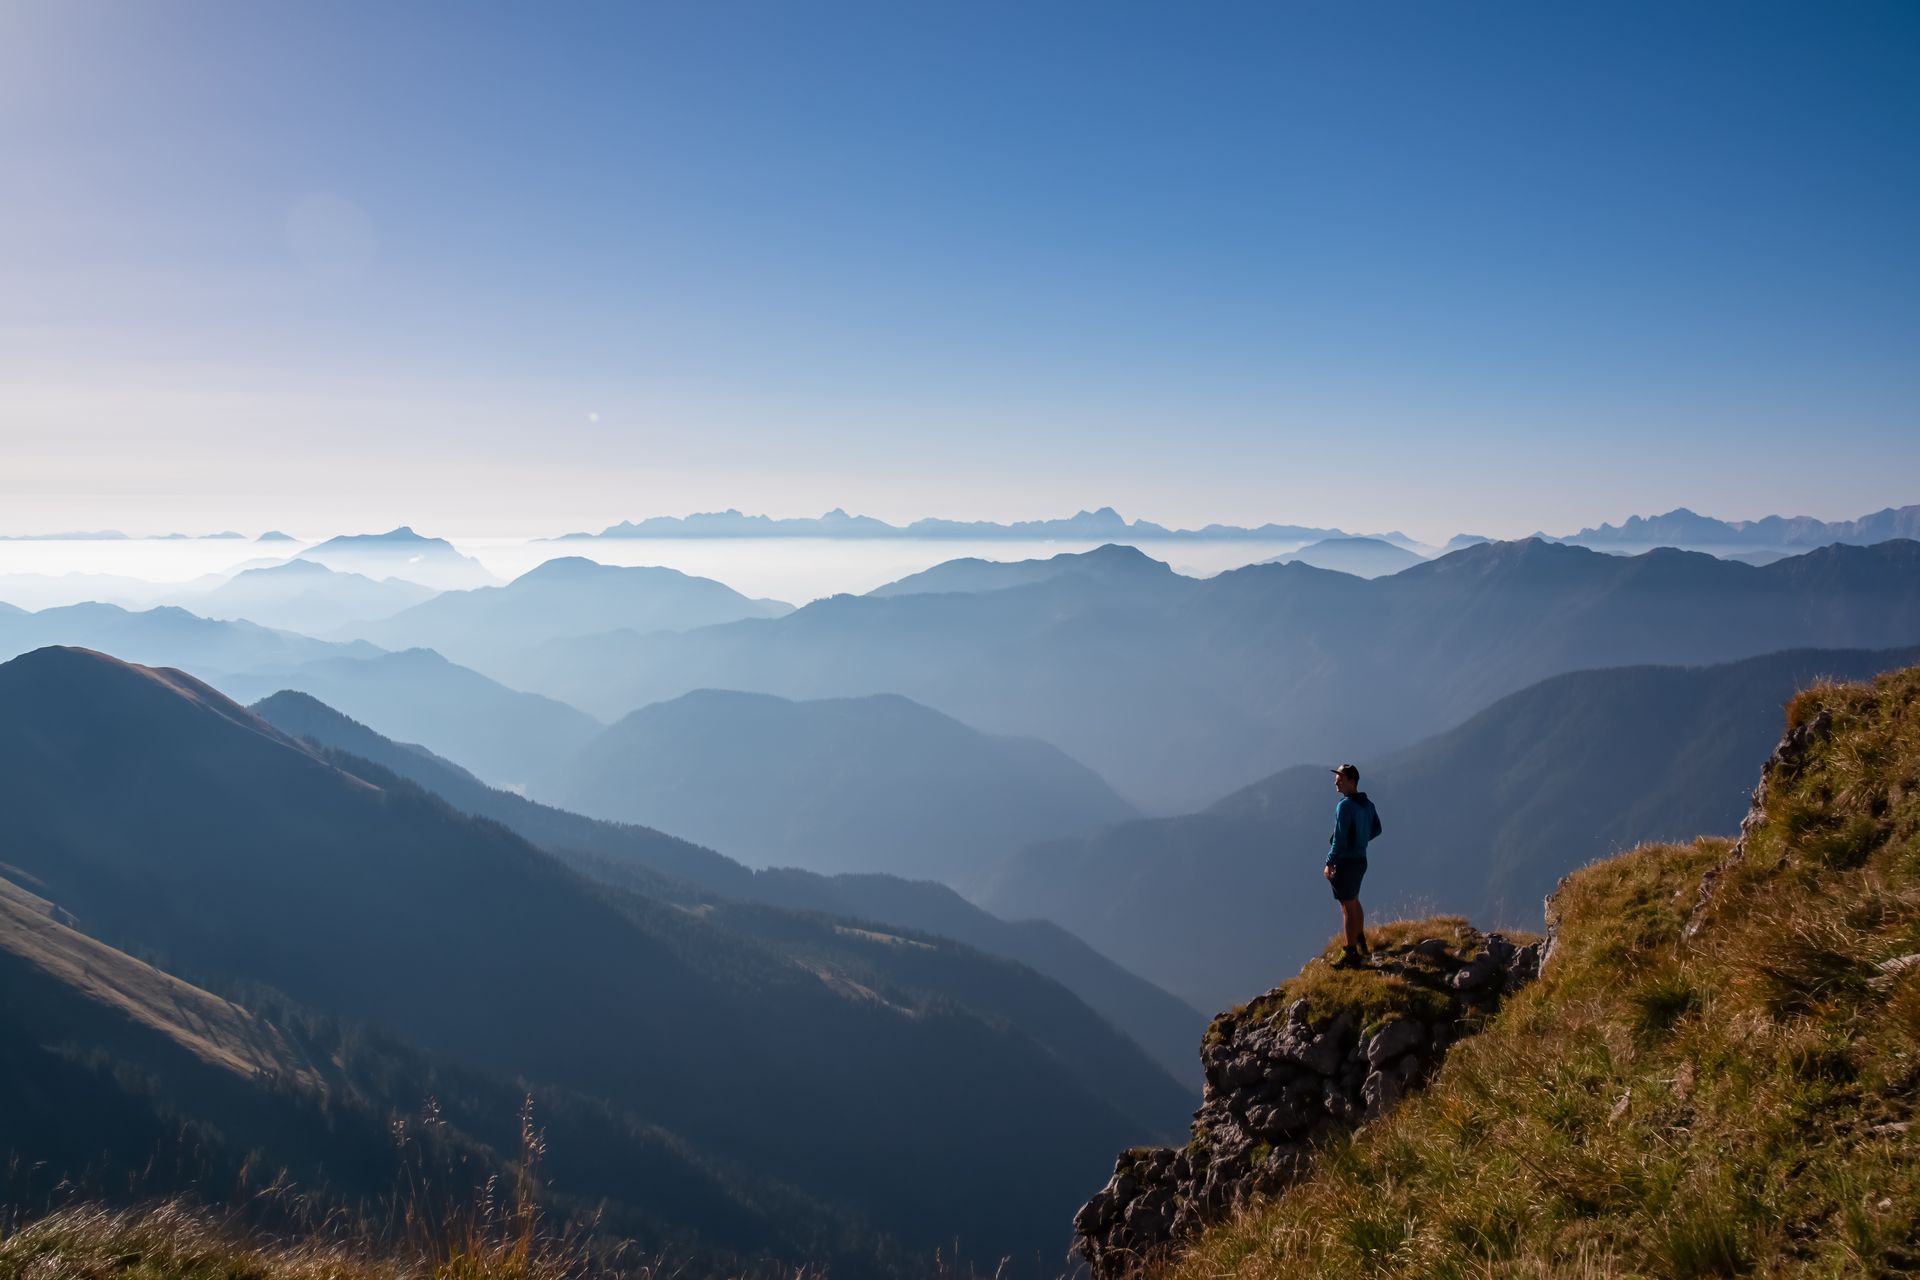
[{"xmin": 1072, "ymin": 925, "xmax": 1540, "ymax": 1278}]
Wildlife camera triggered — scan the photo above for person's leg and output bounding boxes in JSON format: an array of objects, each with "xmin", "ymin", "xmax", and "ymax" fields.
[{"xmin": 1340, "ymin": 899, "xmax": 1362, "ymax": 949}]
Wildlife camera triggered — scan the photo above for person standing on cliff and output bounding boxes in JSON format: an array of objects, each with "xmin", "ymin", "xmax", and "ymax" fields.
[{"xmin": 1325, "ymin": 763, "xmax": 1381, "ymax": 968}]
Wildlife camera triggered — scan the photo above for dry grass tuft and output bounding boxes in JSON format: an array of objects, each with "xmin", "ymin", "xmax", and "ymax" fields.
[{"xmin": 0, "ymin": 1097, "xmax": 647, "ymax": 1280}]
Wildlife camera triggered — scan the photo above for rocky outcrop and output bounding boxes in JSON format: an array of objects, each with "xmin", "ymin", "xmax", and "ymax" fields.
[{"xmin": 1072, "ymin": 927, "xmax": 1540, "ymax": 1279}]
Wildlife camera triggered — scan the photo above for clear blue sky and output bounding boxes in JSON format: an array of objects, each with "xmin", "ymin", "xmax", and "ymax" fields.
[{"xmin": 2, "ymin": 1, "xmax": 1916, "ymax": 540}]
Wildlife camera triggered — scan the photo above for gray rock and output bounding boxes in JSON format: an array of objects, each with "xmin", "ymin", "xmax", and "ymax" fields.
[
  {"xmin": 1365, "ymin": 1016, "xmax": 1426, "ymax": 1067},
  {"xmin": 1450, "ymin": 952, "xmax": 1500, "ymax": 991},
  {"xmin": 1072, "ymin": 921, "xmax": 1540, "ymax": 1279},
  {"xmin": 1362, "ymin": 1068, "xmax": 1402, "ymax": 1114},
  {"xmin": 1507, "ymin": 941, "xmax": 1544, "ymax": 991},
  {"xmin": 1296, "ymin": 1030, "xmax": 1345, "ymax": 1077}
]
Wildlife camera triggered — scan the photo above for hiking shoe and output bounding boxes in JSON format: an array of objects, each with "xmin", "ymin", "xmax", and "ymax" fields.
[{"xmin": 1332, "ymin": 947, "xmax": 1362, "ymax": 970}]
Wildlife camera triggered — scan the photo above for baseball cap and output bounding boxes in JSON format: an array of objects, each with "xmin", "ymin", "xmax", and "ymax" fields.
[{"xmin": 1331, "ymin": 763, "xmax": 1359, "ymax": 781}]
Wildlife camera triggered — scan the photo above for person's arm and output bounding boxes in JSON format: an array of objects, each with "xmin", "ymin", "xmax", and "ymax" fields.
[
  {"xmin": 1327, "ymin": 800, "xmax": 1352, "ymax": 863},
  {"xmin": 1370, "ymin": 805, "xmax": 1383, "ymax": 840}
]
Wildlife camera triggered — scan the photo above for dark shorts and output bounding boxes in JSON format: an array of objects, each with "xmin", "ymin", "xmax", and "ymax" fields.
[{"xmin": 1329, "ymin": 858, "xmax": 1367, "ymax": 902}]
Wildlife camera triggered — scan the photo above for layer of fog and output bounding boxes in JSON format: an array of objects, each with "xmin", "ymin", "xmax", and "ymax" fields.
[{"xmin": 0, "ymin": 535, "xmax": 1327, "ymax": 607}]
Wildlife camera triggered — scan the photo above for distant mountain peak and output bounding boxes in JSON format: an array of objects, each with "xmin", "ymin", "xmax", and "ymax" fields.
[
  {"xmin": 1081, "ymin": 541, "xmax": 1159, "ymax": 562},
  {"xmin": 307, "ymin": 526, "xmax": 444, "ymax": 549},
  {"xmin": 241, "ymin": 558, "xmax": 334, "ymax": 577},
  {"xmin": 515, "ymin": 555, "xmax": 616, "ymax": 581}
]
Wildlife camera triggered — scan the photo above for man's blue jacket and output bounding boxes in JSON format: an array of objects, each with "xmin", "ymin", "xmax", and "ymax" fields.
[{"xmin": 1327, "ymin": 791, "xmax": 1383, "ymax": 864}]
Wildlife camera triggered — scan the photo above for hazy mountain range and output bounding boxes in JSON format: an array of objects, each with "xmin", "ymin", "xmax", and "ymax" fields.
[
  {"xmin": 510, "ymin": 538, "xmax": 1920, "ymax": 812},
  {"xmin": 251, "ymin": 688, "xmax": 1204, "ymax": 1079},
  {"xmin": 344, "ymin": 556, "xmax": 793, "ymax": 675},
  {"xmin": 6, "ymin": 501, "xmax": 1916, "ymax": 562},
  {"xmin": 543, "ymin": 500, "xmax": 1920, "ymax": 553},
  {"xmin": 0, "ymin": 530, "xmax": 250, "ymax": 541},
  {"xmin": 0, "ymin": 601, "xmax": 378, "ymax": 673},
  {"xmin": 537, "ymin": 688, "xmax": 1138, "ymax": 887},
  {"xmin": 174, "ymin": 559, "xmax": 434, "ymax": 633},
  {"xmin": 0, "ymin": 571, "xmax": 194, "ymax": 610},
  {"xmin": 0, "ymin": 646, "xmax": 1191, "ymax": 1269},
  {"xmin": 6, "ymin": 504, "xmax": 1920, "ymax": 1270},
  {"xmin": 558, "ymin": 505, "xmax": 1419, "ymax": 546},
  {"xmin": 1565, "ymin": 502, "xmax": 1920, "ymax": 549},
  {"xmin": 985, "ymin": 644, "xmax": 1920, "ymax": 1010},
  {"xmin": 214, "ymin": 648, "xmax": 605, "ymax": 791}
]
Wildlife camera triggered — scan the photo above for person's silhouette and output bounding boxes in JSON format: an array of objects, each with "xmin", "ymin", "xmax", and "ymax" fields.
[{"xmin": 1324, "ymin": 763, "xmax": 1381, "ymax": 967}]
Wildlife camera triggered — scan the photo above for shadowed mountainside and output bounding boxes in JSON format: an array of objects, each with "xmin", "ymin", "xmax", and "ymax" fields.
[
  {"xmin": 0, "ymin": 646, "xmax": 1187, "ymax": 1268},
  {"xmin": 250, "ymin": 688, "xmax": 1203, "ymax": 1080},
  {"xmin": 538, "ymin": 687, "xmax": 1137, "ymax": 886},
  {"xmin": 0, "ymin": 871, "xmax": 892, "ymax": 1271}
]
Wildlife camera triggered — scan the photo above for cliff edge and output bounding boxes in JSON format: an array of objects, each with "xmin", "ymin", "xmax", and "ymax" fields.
[
  {"xmin": 1088, "ymin": 664, "xmax": 1920, "ymax": 1279},
  {"xmin": 1074, "ymin": 922, "xmax": 1541, "ymax": 1276}
]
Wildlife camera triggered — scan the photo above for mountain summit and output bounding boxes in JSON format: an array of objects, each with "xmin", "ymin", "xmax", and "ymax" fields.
[{"xmin": 297, "ymin": 527, "xmax": 495, "ymax": 590}]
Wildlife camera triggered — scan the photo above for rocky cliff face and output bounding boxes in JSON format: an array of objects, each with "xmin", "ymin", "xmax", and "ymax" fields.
[{"xmin": 1072, "ymin": 925, "xmax": 1541, "ymax": 1278}]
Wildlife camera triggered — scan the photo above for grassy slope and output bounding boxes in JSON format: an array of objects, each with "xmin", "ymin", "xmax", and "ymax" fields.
[
  {"xmin": 1164, "ymin": 665, "xmax": 1920, "ymax": 1278},
  {"xmin": 0, "ymin": 873, "xmax": 320, "ymax": 1085}
]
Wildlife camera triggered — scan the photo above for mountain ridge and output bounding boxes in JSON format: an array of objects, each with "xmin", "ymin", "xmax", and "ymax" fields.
[
  {"xmin": 513, "ymin": 537, "xmax": 1920, "ymax": 811},
  {"xmin": 539, "ymin": 686, "xmax": 1139, "ymax": 887},
  {"xmin": 250, "ymin": 686, "xmax": 1204, "ymax": 1079},
  {"xmin": 0, "ymin": 645, "xmax": 1188, "ymax": 1265},
  {"xmin": 557, "ymin": 507, "xmax": 1418, "ymax": 546},
  {"xmin": 214, "ymin": 647, "xmax": 604, "ymax": 791},
  {"xmin": 345, "ymin": 556, "xmax": 792, "ymax": 676}
]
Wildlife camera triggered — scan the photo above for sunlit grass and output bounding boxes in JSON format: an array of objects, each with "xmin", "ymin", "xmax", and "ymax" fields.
[
  {"xmin": 0, "ymin": 1097, "xmax": 651, "ymax": 1280},
  {"xmin": 1161, "ymin": 665, "xmax": 1920, "ymax": 1279}
]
